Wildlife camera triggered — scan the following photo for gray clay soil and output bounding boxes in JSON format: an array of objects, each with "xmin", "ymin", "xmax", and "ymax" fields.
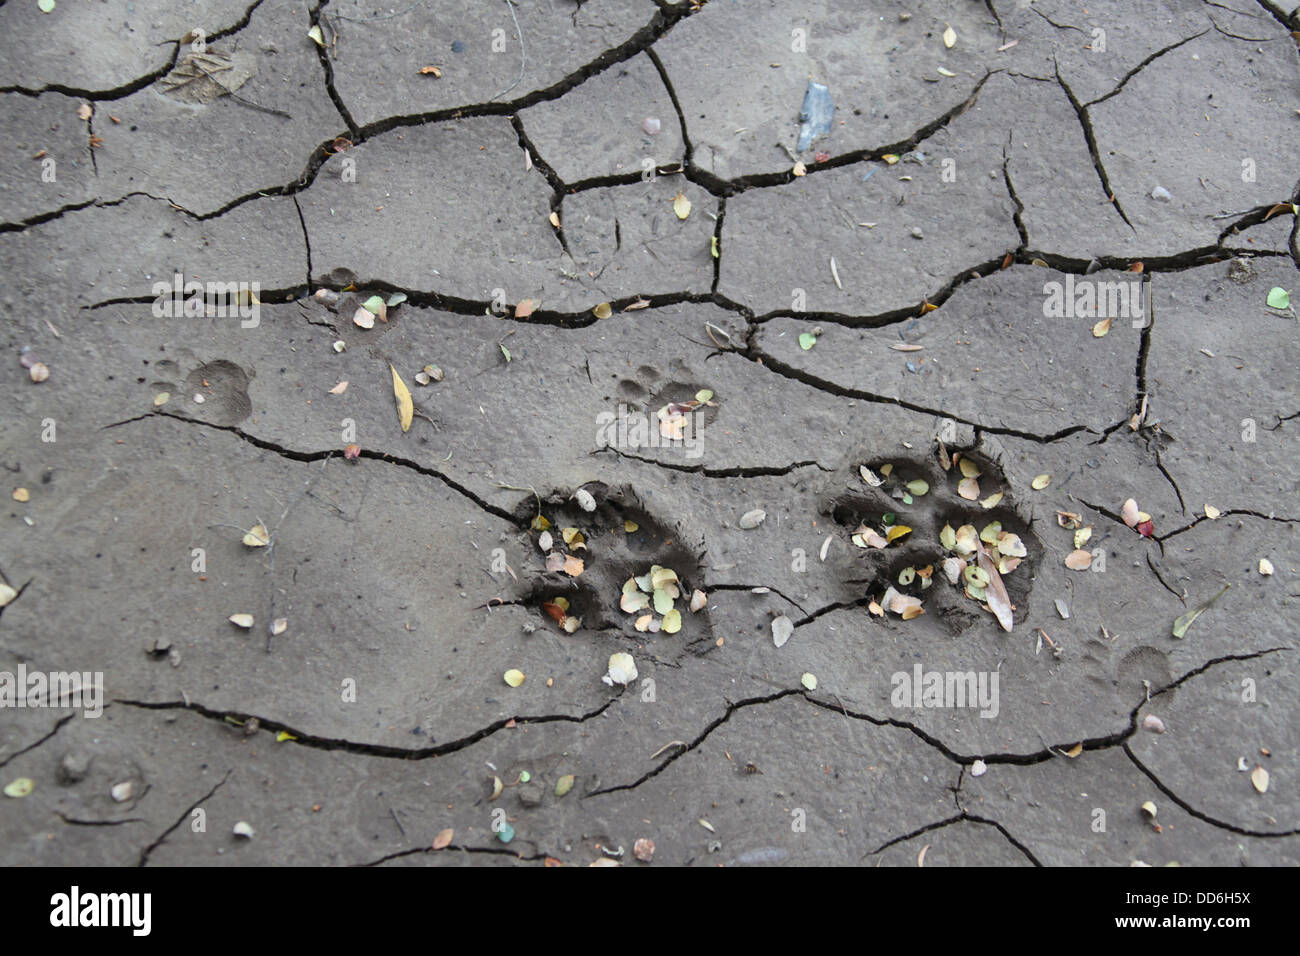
[{"xmin": 1, "ymin": 0, "xmax": 1298, "ymax": 866}]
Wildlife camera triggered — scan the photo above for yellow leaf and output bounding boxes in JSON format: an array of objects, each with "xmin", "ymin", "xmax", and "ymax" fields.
[
  {"xmin": 1092, "ymin": 317, "xmax": 1111, "ymax": 337},
  {"xmin": 307, "ymin": 24, "xmax": 324, "ymax": 46},
  {"xmin": 593, "ymin": 302, "xmax": 612, "ymax": 319},
  {"xmin": 242, "ymin": 524, "xmax": 270, "ymax": 547},
  {"xmin": 943, "ymin": 25, "xmax": 956, "ymax": 48},
  {"xmin": 672, "ymin": 191, "xmax": 691, "ymax": 220},
  {"xmin": 504, "ymin": 669, "xmax": 525, "ymax": 687},
  {"xmin": 1031, "ymin": 473, "xmax": 1051, "ymax": 490},
  {"xmin": 390, "ymin": 364, "xmax": 413, "ymax": 432},
  {"xmin": 886, "ymin": 525, "xmax": 912, "ymax": 543},
  {"xmin": 549, "ymin": 211, "xmax": 561, "ymax": 228},
  {"xmin": 1064, "ymin": 742, "xmax": 1083, "ymax": 758}
]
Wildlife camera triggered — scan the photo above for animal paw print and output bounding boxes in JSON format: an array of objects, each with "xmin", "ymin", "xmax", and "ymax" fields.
[
  {"xmin": 819, "ymin": 446, "xmax": 1042, "ymax": 634},
  {"xmin": 516, "ymin": 483, "xmax": 712, "ymax": 648}
]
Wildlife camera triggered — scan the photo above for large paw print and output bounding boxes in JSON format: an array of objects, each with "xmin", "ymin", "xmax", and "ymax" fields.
[{"xmin": 819, "ymin": 446, "xmax": 1043, "ymax": 634}]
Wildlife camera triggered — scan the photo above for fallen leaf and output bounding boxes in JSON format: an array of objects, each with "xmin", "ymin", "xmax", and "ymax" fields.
[
  {"xmin": 976, "ymin": 546, "xmax": 1014, "ymax": 632},
  {"xmin": 1259, "ymin": 558, "xmax": 1274, "ymax": 576},
  {"xmin": 1092, "ymin": 317, "xmax": 1111, "ymax": 337},
  {"xmin": 390, "ymin": 364, "xmax": 413, "ymax": 432},
  {"xmin": 1064, "ymin": 743, "xmax": 1083, "ymax": 758},
  {"xmin": 604, "ymin": 652, "xmax": 637, "ymax": 685},
  {"xmin": 1065, "ymin": 549, "xmax": 1092, "ymax": 570},
  {"xmin": 3, "ymin": 778, "xmax": 34, "ymax": 798},
  {"xmin": 77, "ymin": 103, "xmax": 92, "ymax": 121},
  {"xmin": 549, "ymin": 211, "xmax": 561, "ymax": 228},
  {"xmin": 791, "ymin": 161, "xmax": 807, "ymax": 176},
  {"xmin": 555, "ymin": 774, "xmax": 575, "ymax": 797},
  {"xmin": 229, "ymin": 613, "xmax": 255, "ymax": 629},
  {"xmin": 514, "ymin": 298, "xmax": 536, "ymax": 318},
  {"xmin": 432, "ymin": 828, "xmax": 454, "ymax": 849},
  {"xmin": 672, "ymin": 191, "xmax": 692, "ymax": 220},
  {"xmin": 1266, "ymin": 287, "xmax": 1291, "ymax": 310},
  {"xmin": 418, "ymin": 66, "xmax": 442, "ymax": 77},
  {"xmin": 352, "ymin": 305, "xmax": 375, "ymax": 329},
  {"xmin": 1251, "ymin": 765, "xmax": 1269, "ymax": 794},
  {"xmin": 1121, "ymin": 498, "xmax": 1140, "ymax": 527},
  {"xmin": 1204, "ymin": 504, "xmax": 1220, "ymax": 519},
  {"xmin": 800, "ymin": 673, "xmax": 818, "ymax": 690},
  {"xmin": 798, "ymin": 331, "xmax": 817, "ymax": 350},
  {"xmin": 942, "ymin": 24, "xmax": 956, "ymax": 48},
  {"xmin": 958, "ymin": 477, "xmax": 980, "ymax": 500},
  {"xmin": 1031, "ymin": 473, "xmax": 1051, "ymax": 490},
  {"xmin": 562, "ymin": 555, "xmax": 585, "ymax": 577},
  {"xmin": 0, "ymin": 584, "xmax": 17, "ymax": 608},
  {"xmin": 662, "ymin": 609, "xmax": 682, "ymax": 634},
  {"xmin": 1171, "ymin": 584, "xmax": 1230, "ymax": 638},
  {"xmin": 307, "ymin": 24, "xmax": 324, "ymax": 46},
  {"xmin": 633, "ymin": 838, "xmax": 655, "ymax": 862},
  {"xmin": 328, "ymin": 380, "xmax": 348, "ymax": 394},
  {"xmin": 593, "ymin": 302, "xmax": 612, "ymax": 319},
  {"xmin": 504, "ymin": 668, "xmax": 525, "ymax": 687},
  {"xmin": 772, "ymin": 615, "xmax": 794, "ymax": 647}
]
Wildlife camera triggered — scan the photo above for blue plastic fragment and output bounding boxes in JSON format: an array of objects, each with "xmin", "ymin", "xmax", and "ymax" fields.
[{"xmin": 796, "ymin": 81, "xmax": 834, "ymax": 152}]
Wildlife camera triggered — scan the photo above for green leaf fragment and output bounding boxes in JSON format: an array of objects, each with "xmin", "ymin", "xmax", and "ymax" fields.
[
  {"xmin": 1171, "ymin": 584, "xmax": 1230, "ymax": 638},
  {"xmin": 4, "ymin": 777, "xmax": 34, "ymax": 798},
  {"xmin": 905, "ymin": 479, "xmax": 929, "ymax": 496},
  {"xmin": 798, "ymin": 332, "xmax": 817, "ymax": 350},
  {"xmin": 1266, "ymin": 287, "xmax": 1291, "ymax": 310},
  {"xmin": 555, "ymin": 774, "xmax": 575, "ymax": 797}
]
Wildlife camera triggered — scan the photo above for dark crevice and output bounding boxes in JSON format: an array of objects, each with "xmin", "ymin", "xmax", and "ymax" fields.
[
  {"xmin": 1156, "ymin": 508, "xmax": 1300, "ymax": 543},
  {"xmin": 585, "ymin": 689, "xmax": 802, "ymax": 797},
  {"xmin": 101, "ymin": 409, "xmax": 523, "ymax": 525},
  {"xmin": 0, "ymin": 713, "xmax": 75, "ymax": 769},
  {"xmin": 292, "ymin": 195, "xmax": 313, "ymax": 291},
  {"xmin": 706, "ymin": 582, "xmax": 808, "ymax": 616},
  {"xmin": 866, "ymin": 813, "xmax": 1043, "ymax": 866},
  {"xmin": 1054, "ymin": 67, "xmax": 1134, "ymax": 230},
  {"xmin": 1125, "ymin": 744, "xmax": 1300, "ymax": 838},
  {"xmin": 691, "ymin": 72, "xmax": 995, "ymax": 198},
  {"xmin": 1084, "ymin": 31, "xmax": 1209, "ymax": 108},
  {"xmin": 137, "ymin": 770, "xmax": 231, "ymax": 866},
  {"xmin": 1002, "ymin": 136, "xmax": 1029, "ymax": 250},
  {"xmin": 118, "ymin": 696, "xmax": 617, "ymax": 760},
  {"xmin": 1253, "ymin": 0, "xmax": 1300, "ymax": 30},
  {"xmin": 591, "ymin": 444, "xmax": 829, "ymax": 478},
  {"xmin": 743, "ymin": 345, "xmax": 1098, "ymax": 444},
  {"xmin": 309, "ymin": 0, "xmax": 362, "ymax": 139},
  {"xmin": 359, "ymin": 844, "xmax": 548, "ymax": 867}
]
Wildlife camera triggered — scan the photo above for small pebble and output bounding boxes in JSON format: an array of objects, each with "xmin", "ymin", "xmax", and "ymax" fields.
[
  {"xmin": 1142, "ymin": 714, "xmax": 1166, "ymax": 734},
  {"xmin": 642, "ymin": 116, "xmax": 661, "ymax": 135},
  {"xmin": 58, "ymin": 751, "xmax": 91, "ymax": 785},
  {"xmin": 1151, "ymin": 186, "xmax": 1171, "ymax": 202},
  {"xmin": 110, "ymin": 781, "xmax": 133, "ymax": 802},
  {"xmin": 971, "ymin": 759, "xmax": 988, "ymax": 777},
  {"xmin": 193, "ymin": 393, "xmax": 205, "ymax": 404},
  {"xmin": 911, "ymin": 227, "xmax": 924, "ymax": 239}
]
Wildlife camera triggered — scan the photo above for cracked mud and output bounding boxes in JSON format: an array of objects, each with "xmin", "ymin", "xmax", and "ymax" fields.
[{"xmin": 1, "ymin": 0, "xmax": 1298, "ymax": 868}]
